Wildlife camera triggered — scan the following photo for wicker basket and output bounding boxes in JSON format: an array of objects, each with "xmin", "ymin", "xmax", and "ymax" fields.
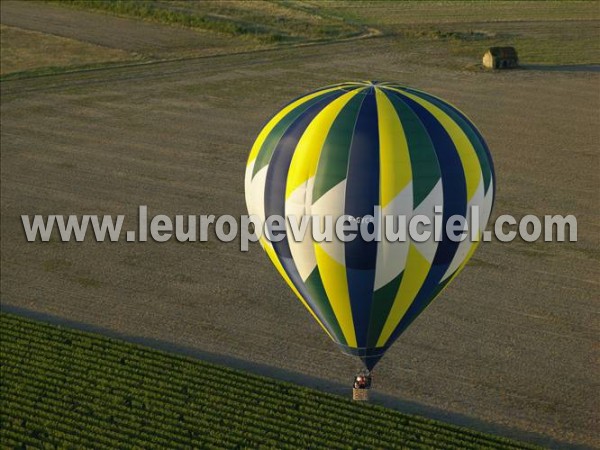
[{"xmin": 353, "ymin": 388, "xmax": 369, "ymax": 401}]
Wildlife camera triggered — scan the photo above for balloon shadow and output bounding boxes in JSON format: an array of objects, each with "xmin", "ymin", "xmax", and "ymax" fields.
[{"xmin": 2, "ymin": 304, "xmax": 590, "ymax": 450}]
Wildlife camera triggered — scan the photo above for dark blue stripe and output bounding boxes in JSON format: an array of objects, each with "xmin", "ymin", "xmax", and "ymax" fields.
[
  {"xmin": 344, "ymin": 88, "xmax": 379, "ymax": 348},
  {"xmin": 263, "ymin": 91, "xmax": 345, "ymax": 341},
  {"xmin": 404, "ymin": 88, "xmax": 495, "ymax": 199},
  {"xmin": 336, "ymin": 343, "xmax": 387, "ymax": 371},
  {"xmin": 384, "ymin": 90, "xmax": 467, "ymax": 346}
]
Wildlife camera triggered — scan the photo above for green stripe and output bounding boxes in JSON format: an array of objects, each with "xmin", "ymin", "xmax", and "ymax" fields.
[
  {"xmin": 405, "ymin": 90, "xmax": 492, "ymax": 193},
  {"xmin": 304, "ymin": 268, "xmax": 348, "ymax": 346},
  {"xmin": 366, "ymin": 271, "xmax": 404, "ymax": 349},
  {"xmin": 382, "ymin": 88, "xmax": 441, "ymax": 208},
  {"xmin": 312, "ymin": 90, "xmax": 366, "ymax": 203},
  {"xmin": 252, "ymin": 90, "xmax": 340, "ymax": 179}
]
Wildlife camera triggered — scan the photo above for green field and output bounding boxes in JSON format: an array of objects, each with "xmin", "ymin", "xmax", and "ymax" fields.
[
  {"xmin": 55, "ymin": 0, "xmax": 367, "ymax": 43},
  {"xmin": 0, "ymin": 313, "xmax": 536, "ymax": 449}
]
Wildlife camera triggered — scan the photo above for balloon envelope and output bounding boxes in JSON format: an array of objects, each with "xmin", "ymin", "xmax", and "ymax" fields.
[{"xmin": 245, "ymin": 81, "xmax": 495, "ymax": 370}]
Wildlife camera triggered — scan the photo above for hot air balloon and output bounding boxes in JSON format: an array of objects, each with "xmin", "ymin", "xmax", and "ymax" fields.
[{"xmin": 245, "ymin": 81, "xmax": 495, "ymax": 394}]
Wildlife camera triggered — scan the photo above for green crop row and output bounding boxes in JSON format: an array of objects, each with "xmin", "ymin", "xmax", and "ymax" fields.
[
  {"xmin": 0, "ymin": 313, "xmax": 538, "ymax": 449},
  {"xmin": 1, "ymin": 328, "xmax": 502, "ymax": 449},
  {"xmin": 2, "ymin": 318, "xmax": 533, "ymax": 449}
]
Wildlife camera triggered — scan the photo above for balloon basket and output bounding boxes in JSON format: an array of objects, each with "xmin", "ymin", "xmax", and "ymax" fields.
[
  {"xmin": 352, "ymin": 370, "xmax": 372, "ymax": 401},
  {"xmin": 352, "ymin": 387, "xmax": 370, "ymax": 401}
]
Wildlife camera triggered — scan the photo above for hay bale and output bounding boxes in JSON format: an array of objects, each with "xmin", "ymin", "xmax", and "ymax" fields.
[{"xmin": 483, "ymin": 47, "xmax": 519, "ymax": 69}]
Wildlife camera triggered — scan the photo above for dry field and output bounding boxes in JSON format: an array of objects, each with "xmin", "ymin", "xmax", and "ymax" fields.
[
  {"xmin": 1, "ymin": 1, "xmax": 599, "ymax": 448},
  {"xmin": 0, "ymin": 0, "xmax": 270, "ymax": 76},
  {"xmin": 0, "ymin": 24, "xmax": 135, "ymax": 75}
]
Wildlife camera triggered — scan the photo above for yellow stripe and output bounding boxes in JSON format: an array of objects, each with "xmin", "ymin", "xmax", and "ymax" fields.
[
  {"xmin": 391, "ymin": 89, "xmax": 482, "ymax": 203},
  {"xmin": 285, "ymin": 89, "xmax": 361, "ymax": 199},
  {"xmin": 314, "ymin": 244, "xmax": 357, "ymax": 347},
  {"xmin": 260, "ymin": 237, "xmax": 333, "ymax": 340},
  {"xmin": 376, "ymin": 236, "xmax": 481, "ymax": 347},
  {"xmin": 376, "ymin": 244, "xmax": 430, "ymax": 347},
  {"xmin": 375, "ymin": 88, "xmax": 412, "ymax": 207},
  {"xmin": 247, "ymin": 87, "xmax": 340, "ymax": 165}
]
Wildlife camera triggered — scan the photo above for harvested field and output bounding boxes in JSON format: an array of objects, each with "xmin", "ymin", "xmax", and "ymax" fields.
[
  {"xmin": 0, "ymin": 24, "xmax": 135, "ymax": 76},
  {"xmin": 1, "ymin": 1, "xmax": 599, "ymax": 448}
]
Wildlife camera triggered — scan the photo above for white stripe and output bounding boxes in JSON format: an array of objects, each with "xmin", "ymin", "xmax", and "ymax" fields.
[
  {"xmin": 411, "ymin": 180, "xmax": 443, "ymax": 264},
  {"xmin": 311, "ymin": 179, "xmax": 347, "ymax": 265},
  {"xmin": 374, "ymin": 183, "xmax": 412, "ymax": 290},
  {"xmin": 286, "ymin": 177, "xmax": 317, "ymax": 281},
  {"xmin": 481, "ymin": 178, "xmax": 494, "ymax": 235},
  {"xmin": 245, "ymin": 162, "xmax": 269, "ymax": 234}
]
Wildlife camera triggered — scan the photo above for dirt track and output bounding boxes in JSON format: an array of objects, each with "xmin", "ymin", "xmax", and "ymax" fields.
[{"xmin": 1, "ymin": 5, "xmax": 599, "ymax": 449}]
